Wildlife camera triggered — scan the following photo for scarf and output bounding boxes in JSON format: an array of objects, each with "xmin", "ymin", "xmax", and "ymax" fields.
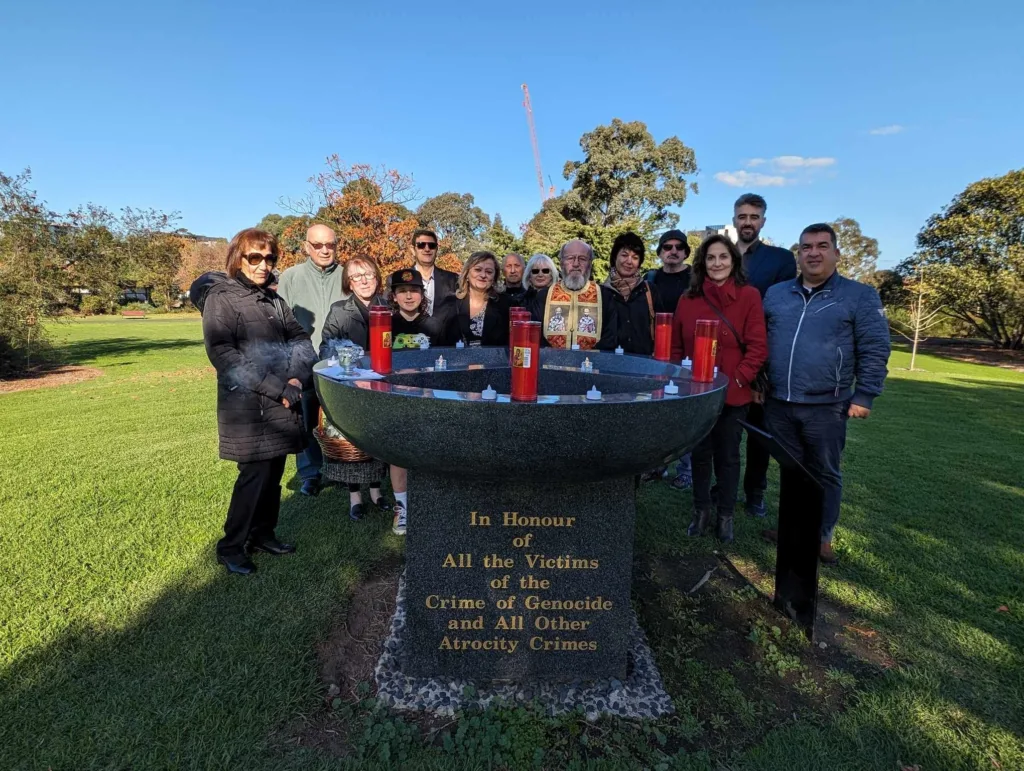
[
  {"xmin": 607, "ymin": 270, "xmax": 643, "ymax": 300},
  {"xmin": 702, "ymin": 277, "xmax": 738, "ymax": 308}
]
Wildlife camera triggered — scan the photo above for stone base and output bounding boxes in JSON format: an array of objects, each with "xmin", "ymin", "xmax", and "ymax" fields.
[{"xmin": 375, "ymin": 573, "xmax": 674, "ymax": 720}]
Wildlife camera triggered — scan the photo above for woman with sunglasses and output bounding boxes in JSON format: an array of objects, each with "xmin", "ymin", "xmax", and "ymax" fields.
[
  {"xmin": 318, "ymin": 257, "xmax": 395, "ymax": 524},
  {"xmin": 202, "ymin": 228, "xmax": 317, "ymax": 576},
  {"xmin": 522, "ymin": 253, "xmax": 558, "ymax": 305}
]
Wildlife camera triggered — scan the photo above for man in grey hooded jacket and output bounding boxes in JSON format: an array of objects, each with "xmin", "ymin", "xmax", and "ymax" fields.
[{"xmin": 276, "ymin": 224, "xmax": 346, "ymax": 496}]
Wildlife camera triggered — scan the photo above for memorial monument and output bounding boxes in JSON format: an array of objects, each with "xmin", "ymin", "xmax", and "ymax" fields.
[{"xmin": 315, "ymin": 347, "xmax": 727, "ymax": 716}]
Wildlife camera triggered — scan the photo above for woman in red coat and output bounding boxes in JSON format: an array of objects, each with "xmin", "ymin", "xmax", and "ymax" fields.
[{"xmin": 671, "ymin": 234, "xmax": 767, "ymax": 542}]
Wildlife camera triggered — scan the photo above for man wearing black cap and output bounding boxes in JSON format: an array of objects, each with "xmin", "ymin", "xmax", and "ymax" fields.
[{"xmin": 647, "ymin": 229, "xmax": 693, "ymax": 315}]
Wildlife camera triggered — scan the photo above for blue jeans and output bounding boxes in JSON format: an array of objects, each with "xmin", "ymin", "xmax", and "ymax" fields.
[
  {"xmin": 764, "ymin": 399, "xmax": 848, "ymax": 543},
  {"xmin": 297, "ymin": 389, "xmax": 324, "ymax": 482}
]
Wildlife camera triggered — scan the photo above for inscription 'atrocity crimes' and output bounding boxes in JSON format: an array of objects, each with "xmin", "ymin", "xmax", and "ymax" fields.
[{"xmin": 429, "ymin": 510, "xmax": 617, "ymax": 657}]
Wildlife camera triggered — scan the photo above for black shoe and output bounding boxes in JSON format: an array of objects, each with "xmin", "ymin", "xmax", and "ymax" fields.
[
  {"xmin": 217, "ymin": 555, "xmax": 257, "ymax": 575},
  {"xmin": 687, "ymin": 508, "xmax": 712, "ymax": 537},
  {"xmin": 716, "ymin": 514, "xmax": 734, "ymax": 544},
  {"xmin": 745, "ymin": 498, "xmax": 766, "ymax": 518},
  {"xmin": 248, "ymin": 538, "xmax": 296, "ymax": 556},
  {"xmin": 350, "ymin": 503, "xmax": 364, "ymax": 522},
  {"xmin": 370, "ymin": 493, "xmax": 392, "ymax": 512},
  {"xmin": 300, "ymin": 479, "xmax": 321, "ymax": 497}
]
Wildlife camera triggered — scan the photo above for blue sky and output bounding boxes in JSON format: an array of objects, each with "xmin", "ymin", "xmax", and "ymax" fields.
[{"xmin": 3, "ymin": 0, "xmax": 1022, "ymax": 268}]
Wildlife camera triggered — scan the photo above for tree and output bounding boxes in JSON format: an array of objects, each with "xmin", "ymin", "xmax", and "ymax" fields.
[
  {"xmin": 290, "ymin": 158, "xmax": 461, "ymax": 277},
  {"xmin": 831, "ymin": 217, "xmax": 879, "ymax": 282},
  {"xmin": 873, "ymin": 269, "xmax": 908, "ymax": 307},
  {"xmin": 907, "ymin": 169, "xmax": 1024, "ymax": 349},
  {"xmin": 561, "ymin": 119, "xmax": 698, "ymax": 232},
  {"xmin": 481, "ymin": 214, "xmax": 524, "ymax": 257},
  {"xmin": 416, "ymin": 192, "xmax": 491, "ymax": 258},
  {"xmin": 176, "ymin": 238, "xmax": 228, "ymax": 298},
  {"xmin": 889, "ymin": 258, "xmax": 946, "ymax": 371},
  {"xmin": 256, "ymin": 213, "xmax": 308, "ymax": 261},
  {"xmin": 0, "ymin": 170, "xmax": 67, "ymax": 374}
]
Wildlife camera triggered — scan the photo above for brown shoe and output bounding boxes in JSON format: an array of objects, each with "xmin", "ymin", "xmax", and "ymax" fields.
[
  {"xmin": 761, "ymin": 529, "xmax": 778, "ymax": 544},
  {"xmin": 819, "ymin": 542, "xmax": 839, "ymax": 565}
]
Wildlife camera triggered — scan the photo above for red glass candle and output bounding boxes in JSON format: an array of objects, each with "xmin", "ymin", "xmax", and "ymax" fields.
[
  {"xmin": 654, "ymin": 313, "xmax": 673, "ymax": 362},
  {"xmin": 509, "ymin": 308, "xmax": 532, "ymax": 365},
  {"xmin": 510, "ymin": 320, "xmax": 541, "ymax": 402},
  {"xmin": 368, "ymin": 305, "xmax": 392, "ymax": 375},
  {"xmin": 692, "ymin": 319, "xmax": 719, "ymax": 383}
]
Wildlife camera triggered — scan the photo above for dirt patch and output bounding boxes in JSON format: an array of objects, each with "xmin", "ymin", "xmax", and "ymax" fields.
[
  {"xmin": 911, "ymin": 339, "xmax": 1024, "ymax": 372},
  {"xmin": 633, "ymin": 549, "xmax": 889, "ymax": 755},
  {"xmin": 0, "ymin": 365, "xmax": 103, "ymax": 393}
]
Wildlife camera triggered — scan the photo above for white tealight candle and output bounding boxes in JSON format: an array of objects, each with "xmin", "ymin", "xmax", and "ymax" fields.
[
  {"xmin": 436, "ymin": 355, "xmax": 446, "ymax": 370},
  {"xmin": 455, "ymin": 340, "xmax": 465, "ymax": 349},
  {"xmin": 681, "ymin": 357, "xmax": 692, "ymax": 368},
  {"xmin": 614, "ymin": 346, "xmax": 624, "ymax": 355},
  {"xmin": 571, "ymin": 343, "xmax": 580, "ymax": 351},
  {"xmin": 586, "ymin": 385, "xmax": 602, "ymax": 400},
  {"xmin": 713, "ymin": 366, "xmax": 718, "ymax": 376},
  {"xmin": 664, "ymin": 379, "xmax": 679, "ymax": 395},
  {"xmin": 327, "ymin": 355, "xmax": 339, "ymax": 367},
  {"xmin": 481, "ymin": 384, "xmax": 497, "ymax": 400}
]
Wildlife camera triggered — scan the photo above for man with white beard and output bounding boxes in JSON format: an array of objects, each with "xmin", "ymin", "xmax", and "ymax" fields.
[{"xmin": 527, "ymin": 239, "xmax": 618, "ymax": 351}]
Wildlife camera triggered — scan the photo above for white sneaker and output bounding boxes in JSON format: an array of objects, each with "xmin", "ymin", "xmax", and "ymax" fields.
[{"xmin": 392, "ymin": 503, "xmax": 407, "ymax": 536}]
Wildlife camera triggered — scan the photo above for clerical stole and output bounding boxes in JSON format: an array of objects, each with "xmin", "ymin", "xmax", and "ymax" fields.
[{"xmin": 542, "ymin": 282, "xmax": 603, "ymax": 350}]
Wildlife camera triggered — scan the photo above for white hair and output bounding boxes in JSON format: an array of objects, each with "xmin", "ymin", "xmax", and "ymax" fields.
[{"xmin": 524, "ymin": 253, "xmax": 559, "ymax": 289}]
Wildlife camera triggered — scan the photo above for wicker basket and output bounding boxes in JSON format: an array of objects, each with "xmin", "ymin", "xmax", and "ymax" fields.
[{"xmin": 314, "ymin": 408, "xmax": 372, "ymax": 462}]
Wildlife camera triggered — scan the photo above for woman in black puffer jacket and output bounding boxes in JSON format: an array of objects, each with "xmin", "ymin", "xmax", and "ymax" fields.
[{"xmin": 202, "ymin": 228, "xmax": 317, "ymax": 575}]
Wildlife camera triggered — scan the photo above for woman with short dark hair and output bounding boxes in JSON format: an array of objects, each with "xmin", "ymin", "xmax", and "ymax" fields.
[
  {"xmin": 436, "ymin": 250, "xmax": 510, "ymax": 346},
  {"xmin": 605, "ymin": 231, "xmax": 660, "ymax": 355},
  {"xmin": 671, "ymin": 234, "xmax": 767, "ymax": 543},
  {"xmin": 202, "ymin": 228, "xmax": 317, "ymax": 575}
]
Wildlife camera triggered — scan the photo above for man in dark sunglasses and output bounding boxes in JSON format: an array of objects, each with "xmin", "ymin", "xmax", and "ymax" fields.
[
  {"xmin": 391, "ymin": 228, "xmax": 457, "ymax": 315},
  {"xmin": 276, "ymin": 223, "xmax": 346, "ymax": 497},
  {"xmin": 647, "ymin": 229, "xmax": 694, "ymax": 315}
]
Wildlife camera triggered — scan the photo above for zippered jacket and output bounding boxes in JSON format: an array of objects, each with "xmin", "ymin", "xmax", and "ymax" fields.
[{"xmin": 763, "ymin": 272, "xmax": 890, "ymax": 408}]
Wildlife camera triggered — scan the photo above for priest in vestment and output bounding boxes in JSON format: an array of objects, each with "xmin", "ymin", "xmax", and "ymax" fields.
[{"xmin": 526, "ymin": 239, "xmax": 618, "ymax": 351}]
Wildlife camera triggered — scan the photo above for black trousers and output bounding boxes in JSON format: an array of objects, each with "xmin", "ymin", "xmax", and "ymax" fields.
[
  {"xmin": 693, "ymin": 405, "xmax": 749, "ymax": 515},
  {"xmin": 743, "ymin": 400, "xmax": 771, "ymax": 503},
  {"xmin": 217, "ymin": 455, "xmax": 287, "ymax": 559}
]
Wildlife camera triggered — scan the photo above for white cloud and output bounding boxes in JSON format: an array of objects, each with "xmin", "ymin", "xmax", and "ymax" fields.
[
  {"xmin": 746, "ymin": 158, "xmax": 766, "ymax": 167},
  {"xmin": 714, "ymin": 170, "xmax": 789, "ymax": 188},
  {"xmin": 870, "ymin": 124, "xmax": 905, "ymax": 136},
  {"xmin": 769, "ymin": 155, "xmax": 836, "ymax": 170}
]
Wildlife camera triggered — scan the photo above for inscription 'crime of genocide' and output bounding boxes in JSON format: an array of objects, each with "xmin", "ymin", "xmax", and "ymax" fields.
[
  {"xmin": 403, "ymin": 476, "xmax": 637, "ymax": 681},
  {"xmin": 430, "ymin": 510, "xmax": 610, "ymax": 654}
]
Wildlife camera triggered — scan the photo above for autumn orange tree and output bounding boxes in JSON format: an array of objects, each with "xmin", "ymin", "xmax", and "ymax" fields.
[{"xmin": 285, "ymin": 158, "xmax": 461, "ymax": 277}]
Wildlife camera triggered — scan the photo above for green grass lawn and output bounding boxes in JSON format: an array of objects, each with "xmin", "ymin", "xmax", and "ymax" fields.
[{"xmin": 1, "ymin": 316, "xmax": 1022, "ymax": 770}]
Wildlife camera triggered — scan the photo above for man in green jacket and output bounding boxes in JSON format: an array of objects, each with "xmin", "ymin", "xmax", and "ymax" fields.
[{"xmin": 276, "ymin": 224, "xmax": 346, "ymax": 496}]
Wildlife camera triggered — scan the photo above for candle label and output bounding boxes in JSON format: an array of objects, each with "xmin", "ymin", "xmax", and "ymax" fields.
[
  {"xmin": 381, "ymin": 331, "xmax": 392, "ymax": 349},
  {"xmin": 512, "ymin": 346, "xmax": 532, "ymax": 369}
]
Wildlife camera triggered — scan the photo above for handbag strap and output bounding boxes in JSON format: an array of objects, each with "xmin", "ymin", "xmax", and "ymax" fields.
[{"xmin": 702, "ymin": 296, "xmax": 746, "ymax": 354}]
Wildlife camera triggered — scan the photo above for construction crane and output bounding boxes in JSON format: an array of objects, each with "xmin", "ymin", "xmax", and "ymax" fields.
[{"xmin": 521, "ymin": 84, "xmax": 554, "ymax": 204}]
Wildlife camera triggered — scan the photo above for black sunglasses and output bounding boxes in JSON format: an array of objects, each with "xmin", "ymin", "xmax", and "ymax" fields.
[
  {"xmin": 307, "ymin": 241, "xmax": 336, "ymax": 251},
  {"xmin": 415, "ymin": 242, "xmax": 438, "ymax": 250},
  {"xmin": 244, "ymin": 252, "xmax": 277, "ymax": 266},
  {"xmin": 531, "ymin": 267, "xmax": 551, "ymax": 275},
  {"xmin": 661, "ymin": 244, "xmax": 687, "ymax": 253}
]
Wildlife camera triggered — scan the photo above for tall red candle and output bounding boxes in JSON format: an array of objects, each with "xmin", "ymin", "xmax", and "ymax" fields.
[
  {"xmin": 510, "ymin": 320, "xmax": 541, "ymax": 402},
  {"xmin": 654, "ymin": 312, "xmax": 673, "ymax": 362},
  {"xmin": 509, "ymin": 308, "xmax": 532, "ymax": 365},
  {"xmin": 368, "ymin": 305, "xmax": 392, "ymax": 375},
  {"xmin": 692, "ymin": 319, "xmax": 719, "ymax": 383}
]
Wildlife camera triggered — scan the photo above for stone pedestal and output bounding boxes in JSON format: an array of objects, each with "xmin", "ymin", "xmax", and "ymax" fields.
[{"xmin": 404, "ymin": 473, "xmax": 636, "ymax": 681}]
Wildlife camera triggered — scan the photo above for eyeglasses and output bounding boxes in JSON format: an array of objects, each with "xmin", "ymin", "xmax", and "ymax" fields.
[
  {"xmin": 660, "ymin": 244, "xmax": 686, "ymax": 253},
  {"xmin": 415, "ymin": 242, "xmax": 438, "ymax": 250},
  {"xmin": 244, "ymin": 253, "xmax": 277, "ymax": 266},
  {"xmin": 562, "ymin": 254, "xmax": 589, "ymax": 265},
  {"xmin": 531, "ymin": 267, "xmax": 551, "ymax": 275},
  {"xmin": 349, "ymin": 273, "xmax": 376, "ymax": 283},
  {"xmin": 307, "ymin": 241, "xmax": 336, "ymax": 251}
]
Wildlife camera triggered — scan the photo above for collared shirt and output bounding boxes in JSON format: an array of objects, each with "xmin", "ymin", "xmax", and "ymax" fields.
[{"xmin": 419, "ymin": 265, "xmax": 437, "ymax": 315}]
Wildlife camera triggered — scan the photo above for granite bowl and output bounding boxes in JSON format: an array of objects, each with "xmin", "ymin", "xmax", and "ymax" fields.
[{"xmin": 314, "ymin": 348, "xmax": 727, "ymax": 483}]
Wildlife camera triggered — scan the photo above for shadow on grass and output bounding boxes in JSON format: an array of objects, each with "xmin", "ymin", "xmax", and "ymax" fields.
[
  {"xmin": 0, "ymin": 490, "xmax": 397, "ymax": 770},
  {"xmin": 58, "ymin": 336, "xmax": 205, "ymax": 365}
]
